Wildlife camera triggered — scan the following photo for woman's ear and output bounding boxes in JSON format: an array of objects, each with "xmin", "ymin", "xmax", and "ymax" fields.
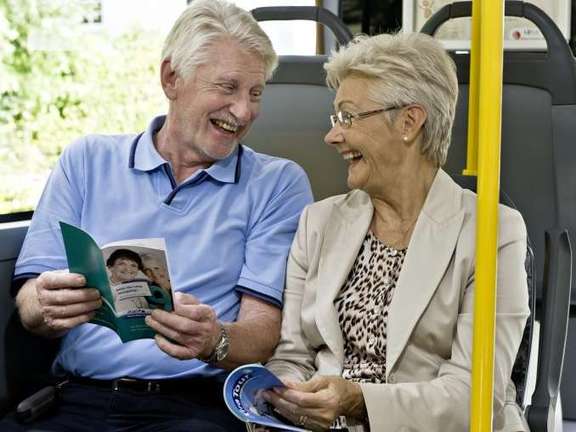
[
  {"xmin": 160, "ymin": 59, "xmax": 179, "ymax": 100},
  {"xmin": 401, "ymin": 105, "xmax": 428, "ymax": 142}
]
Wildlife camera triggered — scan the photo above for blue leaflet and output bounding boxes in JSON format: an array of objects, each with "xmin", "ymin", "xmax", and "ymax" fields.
[{"xmin": 223, "ymin": 364, "xmax": 307, "ymax": 431}]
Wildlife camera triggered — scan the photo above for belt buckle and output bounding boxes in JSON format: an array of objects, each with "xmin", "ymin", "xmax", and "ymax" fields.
[
  {"xmin": 113, "ymin": 378, "xmax": 136, "ymax": 392},
  {"xmin": 112, "ymin": 380, "xmax": 121, "ymax": 392},
  {"xmin": 147, "ymin": 381, "xmax": 161, "ymax": 392},
  {"xmin": 111, "ymin": 378, "xmax": 162, "ymax": 393}
]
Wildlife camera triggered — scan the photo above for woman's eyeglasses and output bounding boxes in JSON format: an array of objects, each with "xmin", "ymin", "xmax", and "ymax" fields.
[{"xmin": 329, "ymin": 106, "xmax": 402, "ymax": 129}]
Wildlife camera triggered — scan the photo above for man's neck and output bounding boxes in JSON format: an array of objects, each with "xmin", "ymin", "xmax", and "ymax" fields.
[{"xmin": 154, "ymin": 119, "xmax": 212, "ymax": 184}]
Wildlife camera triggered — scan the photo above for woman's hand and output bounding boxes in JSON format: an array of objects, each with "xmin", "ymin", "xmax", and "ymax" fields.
[{"xmin": 263, "ymin": 376, "xmax": 366, "ymax": 431}]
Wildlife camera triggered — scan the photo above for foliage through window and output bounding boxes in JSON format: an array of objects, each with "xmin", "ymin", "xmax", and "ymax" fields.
[{"xmin": 0, "ymin": 0, "xmax": 169, "ymax": 214}]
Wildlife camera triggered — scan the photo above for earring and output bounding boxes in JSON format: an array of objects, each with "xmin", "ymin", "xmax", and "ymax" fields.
[{"xmin": 403, "ymin": 136, "xmax": 408, "ymax": 142}]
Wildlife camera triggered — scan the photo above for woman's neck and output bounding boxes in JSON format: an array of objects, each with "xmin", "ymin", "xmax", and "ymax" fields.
[{"xmin": 369, "ymin": 163, "xmax": 438, "ymax": 249}]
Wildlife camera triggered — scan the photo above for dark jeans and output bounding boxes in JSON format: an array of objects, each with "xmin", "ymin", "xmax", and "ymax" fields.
[{"xmin": 0, "ymin": 380, "xmax": 247, "ymax": 432}]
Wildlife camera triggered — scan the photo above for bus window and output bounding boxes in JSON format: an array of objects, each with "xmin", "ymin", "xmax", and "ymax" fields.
[
  {"xmin": 340, "ymin": 0, "xmax": 402, "ymax": 35},
  {"xmin": 0, "ymin": 0, "xmax": 180, "ymax": 216},
  {"xmin": 231, "ymin": 0, "xmax": 317, "ymax": 55},
  {"xmin": 340, "ymin": 0, "xmax": 576, "ymax": 56}
]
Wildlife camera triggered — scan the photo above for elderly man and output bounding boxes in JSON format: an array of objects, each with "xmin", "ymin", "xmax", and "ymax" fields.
[{"xmin": 4, "ymin": 1, "xmax": 312, "ymax": 431}]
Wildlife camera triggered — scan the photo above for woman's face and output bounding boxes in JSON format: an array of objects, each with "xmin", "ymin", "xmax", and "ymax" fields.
[
  {"xmin": 108, "ymin": 257, "xmax": 140, "ymax": 284},
  {"xmin": 324, "ymin": 75, "xmax": 406, "ymax": 193}
]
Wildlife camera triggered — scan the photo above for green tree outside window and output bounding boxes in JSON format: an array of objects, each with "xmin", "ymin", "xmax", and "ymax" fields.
[{"xmin": 0, "ymin": 0, "xmax": 166, "ymax": 213}]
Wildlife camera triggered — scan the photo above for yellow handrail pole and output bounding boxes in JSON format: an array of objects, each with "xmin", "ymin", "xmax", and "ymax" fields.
[
  {"xmin": 463, "ymin": 0, "xmax": 482, "ymax": 176},
  {"xmin": 470, "ymin": 0, "xmax": 505, "ymax": 431}
]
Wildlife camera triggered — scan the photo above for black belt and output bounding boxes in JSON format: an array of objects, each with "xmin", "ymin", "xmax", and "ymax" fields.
[{"xmin": 67, "ymin": 376, "xmax": 223, "ymax": 395}]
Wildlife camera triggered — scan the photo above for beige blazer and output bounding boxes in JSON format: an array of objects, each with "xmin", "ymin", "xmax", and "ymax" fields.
[{"xmin": 267, "ymin": 170, "xmax": 530, "ymax": 432}]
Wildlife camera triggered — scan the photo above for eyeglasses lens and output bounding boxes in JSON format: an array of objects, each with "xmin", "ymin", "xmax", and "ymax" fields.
[
  {"xmin": 340, "ymin": 111, "xmax": 353, "ymax": 128},
  {"xmin": 330, "ymin": 114, "xmax": 338, "ymax": 128},
  {"xmin": 330, "ymin": 111, "xmax": 355, "ymax": 128}
]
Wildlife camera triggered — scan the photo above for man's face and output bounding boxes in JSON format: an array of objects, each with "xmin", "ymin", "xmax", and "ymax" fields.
[
  {"xmin": 143, "ymin": 260, "xmax": 171, "ymax": 291},
  {"xmin": 168, "ymin": 38, "xmax": 267, "ymax": 162}
]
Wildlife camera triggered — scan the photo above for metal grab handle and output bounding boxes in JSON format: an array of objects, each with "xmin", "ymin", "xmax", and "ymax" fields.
[
  {"xmin": 526, "ymin": 229, "xmax": 572, "ymax": 431},
  {"xmin": 251, "ymin": 6, "xmax": 352, "ymax": 45},
  {"xmin": 420, "ymin": 2, "xmax": 572, "ymax": 62}
]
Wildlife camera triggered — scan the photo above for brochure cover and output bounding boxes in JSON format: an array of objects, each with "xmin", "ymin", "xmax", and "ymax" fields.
[
  {"xmin": 223, "ymin": 364, "xmax": 307, "ymax": 431},
  {"xmin": 59, "ymin": 222, "xmax": 174, "ymax": 343}
]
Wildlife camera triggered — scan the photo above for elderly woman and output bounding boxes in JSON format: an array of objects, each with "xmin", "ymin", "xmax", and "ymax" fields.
[{"xmin": 263, "ymin": 33, "xmax": 530, "ymax": 432}]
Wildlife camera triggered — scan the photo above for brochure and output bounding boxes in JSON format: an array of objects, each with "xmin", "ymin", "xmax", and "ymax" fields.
[
  {"xmin": 223, "ymin": 364, "xmax": 307, "ymax": 431},
  {"xmin": 59, "ymin": 222, "xmax": 174, "ymax": 343}
]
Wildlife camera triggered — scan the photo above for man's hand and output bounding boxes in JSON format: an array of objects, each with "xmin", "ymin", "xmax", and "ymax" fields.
[
  {"xmin": 145, "ymin": 292, "xmax": 221, "ymax": 360},
  {"xmin": 262, "ymin": 376, "xmax": 366, "ymax": 431},
  {"xmin": 17, "ymin": 271, "xmax": 102, "ymax": 337},
  {"xmin": 36, "ymin": 271, "xmax": 102, "ymax": 335}
]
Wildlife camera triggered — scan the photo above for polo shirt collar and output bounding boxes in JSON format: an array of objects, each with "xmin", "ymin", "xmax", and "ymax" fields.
[
  {"xmin": 204, "ymin": 145, "xmax": 242, "ymax": 184},
  {"xmin": 129, "ymin": 115, "xmax": 167, "ymax": 172},
  {"xmin": 129, "ymin": 115, "xmax": 242, "ymax": 184}
]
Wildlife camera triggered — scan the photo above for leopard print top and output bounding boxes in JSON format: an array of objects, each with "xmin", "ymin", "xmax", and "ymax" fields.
[{"xmin": 334, "ymin": 230, "xmax": 407, "ymax": 384}]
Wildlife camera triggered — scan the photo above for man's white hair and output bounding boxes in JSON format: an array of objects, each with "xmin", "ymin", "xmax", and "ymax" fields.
[
  {"xmin": 325, "ymin": 32, "xmax": 458, "ymax": 166},
  {"xmin": 162, "ymin": 0, "xmax": 278, "ymax": 80}
]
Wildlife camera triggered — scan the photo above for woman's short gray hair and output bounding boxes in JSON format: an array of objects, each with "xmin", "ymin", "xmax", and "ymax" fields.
[
  {"xmin": 162, "ymin": 0, "xmax": 278, "ymax": 81},
  {"xmin": 325, "ymin": 33, "xmax": 458, "ymax": 166}
]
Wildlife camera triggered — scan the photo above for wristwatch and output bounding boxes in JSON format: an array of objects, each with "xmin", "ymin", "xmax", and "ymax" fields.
[{"xmin": 205, "ymin": 323, "xmax": 230, "ymax": 364}]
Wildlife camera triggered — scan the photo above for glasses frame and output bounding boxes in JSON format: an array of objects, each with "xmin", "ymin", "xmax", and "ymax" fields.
[{"xmin": 329, "ymin": 106, "xmax": 403, "ymax": 129}]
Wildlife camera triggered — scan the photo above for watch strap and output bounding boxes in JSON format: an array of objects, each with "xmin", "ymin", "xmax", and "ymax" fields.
[{"xmin": 204, "ymin": 323, "xmax": 230, "ymax": 364}]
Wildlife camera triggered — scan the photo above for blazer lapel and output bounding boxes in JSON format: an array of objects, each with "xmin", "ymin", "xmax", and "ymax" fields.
[
  {"xmin": 386, "ymin": 170, "xmax": 465, "ymax": 377},
  {"xmin": 315, "ymin": 191, "xmax": 373, "ymax": 364}
]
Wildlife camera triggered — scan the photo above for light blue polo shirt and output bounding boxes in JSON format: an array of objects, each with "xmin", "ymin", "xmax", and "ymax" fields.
[{"xmin": 14, "ymin": 115, "xmax": 313, "ymax": 380}]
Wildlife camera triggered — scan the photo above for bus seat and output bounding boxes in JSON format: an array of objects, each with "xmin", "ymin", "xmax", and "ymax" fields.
[
  {"xmin": 422, "ymin": 0, "xmax": 576, "ymax": 309},
  {"xmin": 0, "ymin": 223, "xmax": 22, "ymax": 414},
  {"xmin": 422, "ymin": 2, "xmax": 576, "ymax": 430},
  {"xmin": 0, "ymin": 223, "xmax": 59, "ymax": 416},
  {"xmin": 4, "ymin": 306, "xmax": 60, "ymax": 417}
]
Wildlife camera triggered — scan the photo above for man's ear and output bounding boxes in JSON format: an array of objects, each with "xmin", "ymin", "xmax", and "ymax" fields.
[
  {"xmin": 401, "ymin": 104, "xmax": 428, "ymax": 142},
  {"xmin": 160, "ymin": 59, "xmax": 178, "ymax": 100}
]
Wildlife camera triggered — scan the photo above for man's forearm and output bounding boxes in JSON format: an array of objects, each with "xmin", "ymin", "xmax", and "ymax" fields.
[
  {"xmin": 216, "ymin": 316, "xmax": 280, "ymax": 370},
  {"xmin": 214, "ymin": 295, "xmax": 281, "ymax": 370}
]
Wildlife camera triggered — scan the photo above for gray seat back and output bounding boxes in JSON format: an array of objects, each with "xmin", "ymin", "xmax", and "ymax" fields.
[
  {"xmin": 422, "ymin": 0, "xmax": 576, "ymax": 305},
  {"xmin": 245, "ymin": 56, "xmax": 348, "ymax": 201},
  {"xmin": 247, "ymin": 7, "xmax": 353, "ymax": 201}
]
